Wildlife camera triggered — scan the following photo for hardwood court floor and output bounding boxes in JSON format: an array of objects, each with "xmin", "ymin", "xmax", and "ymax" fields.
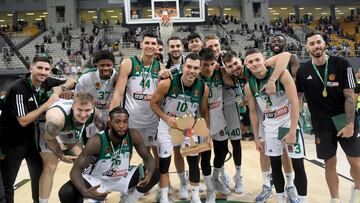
[{"xmin": 14, "ymin": 135, "xmax": 353, "ymax": 202}]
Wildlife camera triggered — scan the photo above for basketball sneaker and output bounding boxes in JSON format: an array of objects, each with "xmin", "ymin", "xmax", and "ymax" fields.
[
  {"xmin": 286, "ymin": 186, "xmax": 299, "ymax": 203},
  {"xmin": 255, "ymin": 185, "xmax": 272, "ymax": 203},
  {"xmin": 178, "ymin": 182, "xmax": 189, "ymax": 199},
  {"xmin": 213, "ymin": 177, "xmax": 231, "ymax": 195},
  {"xmin": 205, "ymin": 191, "xmax": 216, "ymax": 203},
  {"xmin": 233, "ymin": 175, "xmax": 244, "ymax": 194}
]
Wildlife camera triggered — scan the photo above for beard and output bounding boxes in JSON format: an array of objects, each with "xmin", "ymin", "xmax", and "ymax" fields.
[{"xmin": 310, "ymin": 48, "xmax": 324, "ymax": 58}]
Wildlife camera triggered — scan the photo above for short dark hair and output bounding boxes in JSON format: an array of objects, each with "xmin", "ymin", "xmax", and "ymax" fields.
[
  {"xmin": 305, "ymin": 32, "xmax": 322, "ymax": 43},
  {"xmin": 167, "ymin": 36, "xmax": 182, "ymax": 45},
  {"xmin": 157, "ymin": 39, "xmax": 164, "ymax": 46},
  {"xmin": 187, "ymin": 33, "xmax": 202, "ymax": 42},
  {"xmin": 142, "ymin": 32, "xmax": 158, "ymax": 41},
  {"xmin": 185, "ymin": 53, "xmax": 201, "ymax": 62},
  {"xmin": 222, "ymin": 51, "xmax": 237, "ymax": 63},
  {"xmin": 32, "ymin": 55, "xmax": 51, "ymax": 64},
  {"xmin": 199, "ymin": 48, "xmax": 215, "ymax": 61},
  {"xmin": 245, "ymin": 48, "xmax": 261, "ymax": 57},
  {"xmin": 94, "ymin": 50, "xmax": 115, "ymax": 64},
  {"xmin": 109, "ymin": 106, "xmax": 129, "ymax": 119}
]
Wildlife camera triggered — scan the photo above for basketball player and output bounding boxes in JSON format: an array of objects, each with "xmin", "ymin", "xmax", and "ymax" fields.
[{"xmin": 58, "ymin": 107, "xmax": 160, "ymax": 203}]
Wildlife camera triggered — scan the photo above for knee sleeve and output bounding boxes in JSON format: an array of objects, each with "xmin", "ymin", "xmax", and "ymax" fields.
[
  {"xmin": 270, "ymin": 156, "xmax": 285, "ymax": 193},
  {"xmin": 200, "ymin": 150, "xmax": 212, "ymax": 176},
  {"xmin": 159, "ymin": 156, "xmax": 171, "ymax": 174},
  {"xmin": 292, "ymin": 158, "xmax": 307, "ymax": 196},
  {"xmin": 231, "ymin": 139, "xmax": 242, "ymax": 166},
  {"xmin": 58, "ymin": 180, "xmax": 83, "ymax": 203},
  {"xmin": 187, "ymin": 156, "xmax": 200, "ymax": 183},
  {"xmin": 213, "ymin": 140, "xmax": 229, "ymax": 168}
]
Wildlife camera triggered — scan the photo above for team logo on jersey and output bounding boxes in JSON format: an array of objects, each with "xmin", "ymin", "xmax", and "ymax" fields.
[
  {"xmin": 328, "ymin": 74, "xmax": 336, "ymax": 81},
  {"xmin": 194, "ymin": 90, "xmax": 199, "ymax": 97},
  {"xmin": 95, "ymin": 82, "xmax": 101, "ymax": 89},
  {"xmin": 135, "ymin": 66, "xmax": 140, "ymax": 72},
  {"xmin": 105, "ymin": 147, "xmax": 111, "ymax": 155},
  {"xmin": 220, "ymin": 130, "xmax": 224, "ymax": 136},
  {"xmin": 153, "ymin": 68, "xmax": 158, "ymax": 74}
]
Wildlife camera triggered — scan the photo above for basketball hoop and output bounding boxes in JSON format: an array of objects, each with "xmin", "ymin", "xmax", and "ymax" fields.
[{"xmin": 157, "ymin": 8, "xmax": 177, "ymax": 61}]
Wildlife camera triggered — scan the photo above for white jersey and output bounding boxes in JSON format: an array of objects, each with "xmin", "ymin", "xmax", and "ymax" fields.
[
  {"xmin": 248, "ymin": 69, "xmax": 298, "ymax": 137},
  {"xmin": 125, "ymin": 56, "xmax": 161, "ymax": 128},
  {"xmin": 75, "ymin": 68, "xmax": 118, "ymax": 122},
  {"xmin": 49, "ymin": 99, "xmax": 94, "ymax": 142},
  {"xmin": 201, "ymin": 66, "xmax": 226, "ymax": 135}
]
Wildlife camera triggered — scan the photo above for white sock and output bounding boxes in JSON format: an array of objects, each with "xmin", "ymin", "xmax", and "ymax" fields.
[
  {"xmin": 204, "ymin": 175, "xmax": 214, "ymax": 193},
  {"xmin": 160, "ymin": 187, "xmax": 168, "ymax": 200},
  {"xmin": 178, "ymin": 172, "xmax": 187, "ymax": 185},
  {"xmin": 213, "ymin": 167, "xmax": 221, "ymax": 179},
  {"xmin": 299, "ymin": 195, "xmax": 308, "ymax": 203},
  {"xmin": 277, "ymin": 192, "xmax": 286, "ymax": 203},
  {"xmin": 235, "ymin": 165, "xmax": 241, "ymax": 177},
  {"xmin": 39, "ymin": 198, "xmax": 48, "ymax": 203},
  {"xmin": 127, "ymin": 188, "xmax": 144, "ymax": 201},
  {"xmin": 262, "ymin": 171, "xmax": 271, "ymax": 187},
  {"xmin": 191, "ymin": 185, "xmax": 200, "ymax": 200},
  {"xmin": 285, "ymin": 172, "xmax": 295, "ymax": 187},
  {"xmin": 220, "ymin": 166, "xmax": 225, "ymax": 176}
]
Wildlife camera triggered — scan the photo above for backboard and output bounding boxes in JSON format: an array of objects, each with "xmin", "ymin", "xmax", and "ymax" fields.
[{"xmin": 123, "ymin": 0, "xmax": 206, "ymax": 25}]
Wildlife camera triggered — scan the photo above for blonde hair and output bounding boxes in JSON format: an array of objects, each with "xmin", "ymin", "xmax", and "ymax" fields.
[{"xmin": 73, "ymin": 92, "xmax": 94, "ymax": 105}]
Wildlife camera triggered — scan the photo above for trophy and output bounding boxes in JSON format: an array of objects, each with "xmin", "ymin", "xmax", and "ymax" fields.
[{"xmin": 169, "ymin": 114, "xmax": 211, "ymax": 157}]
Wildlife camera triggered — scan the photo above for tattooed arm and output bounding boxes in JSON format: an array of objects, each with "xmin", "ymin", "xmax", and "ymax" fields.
[
  {"xmin": 337, "ymin": 88, "xmax": 355, "ymax": 138},
  {"xmin": 44, "ymin": 107, "xmax": 75, "ymax": 163}
]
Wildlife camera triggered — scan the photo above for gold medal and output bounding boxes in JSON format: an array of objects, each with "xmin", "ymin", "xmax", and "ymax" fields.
[{"xmin": 322, "ymin": 88, "xmax": 327, "ymax": 97}]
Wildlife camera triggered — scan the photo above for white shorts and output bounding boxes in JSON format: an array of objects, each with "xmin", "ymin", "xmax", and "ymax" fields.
[
  {"xmin": 157, "ymin": 119, "xmax": 200, "ymax": 158},
  {"xmin": 264, "ymin": 130, "xmax": 305, "ymax": 158},
  {"xmin": 137, "ymin": 125, "xmax": 158, "ymax": 147},
  {"xmin": 224, "ymin": 103, "xmax": 242, "ymax": 140},
  {"xmin": 83, "ymin": 165, "xmax": 138, "ymax": 194},
  {"xmin": 211, "ymin": 128, "xmax": 228, "ymax": 141},
  {"xmin": 38, "ymin": 122, "xmax": 80, "ymax": 153},
  {"xmin": 258, "ymin": 123, "xmax": 265, "ymax": 142}
]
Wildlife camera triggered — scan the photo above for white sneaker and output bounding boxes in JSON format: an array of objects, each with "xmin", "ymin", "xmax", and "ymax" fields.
[
  {"xmin": 178, "ymin": 183, "xmax": 189, "ymax": 199},
  {"xmin": 159, "ymin": 195, "xmax": 175, "ymax": 203},
  {"xmin": 190, "ymin": 195, "xmax": 202, "ymax": 203},
  {"xmin": 156, "ymin": 185, "xmax": 174, "ymax": 202},
  {"xmin": 199, "ymin": 183, "xmax": 206, "ymax": 193},
  {"xmin": 205, "ymin": 191, "xmax": 216, "ymax": 203},
  {"xmin": 213, "ymin": 177, "xmax": 231, "ymax": 195},
  {"xmin": 233, "ymin": 175, "xmax": 244, "ymax": 194},
  {"xmin": 220, "ymin": 172, "xmax": 231, "ymax": 189}
]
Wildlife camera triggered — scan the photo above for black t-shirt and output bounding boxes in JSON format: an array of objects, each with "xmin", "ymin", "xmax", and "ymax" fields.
[
  {"xmin": 355, "ymin": 82, "xmax": 360, "ymax": 94},
  {"xmin": 296, "ymin": 55, "xmax": 357, "ymax": 133},
  {"xmin": 0, "ymin": 74, "xmax": 64, "ymax": 147}
]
